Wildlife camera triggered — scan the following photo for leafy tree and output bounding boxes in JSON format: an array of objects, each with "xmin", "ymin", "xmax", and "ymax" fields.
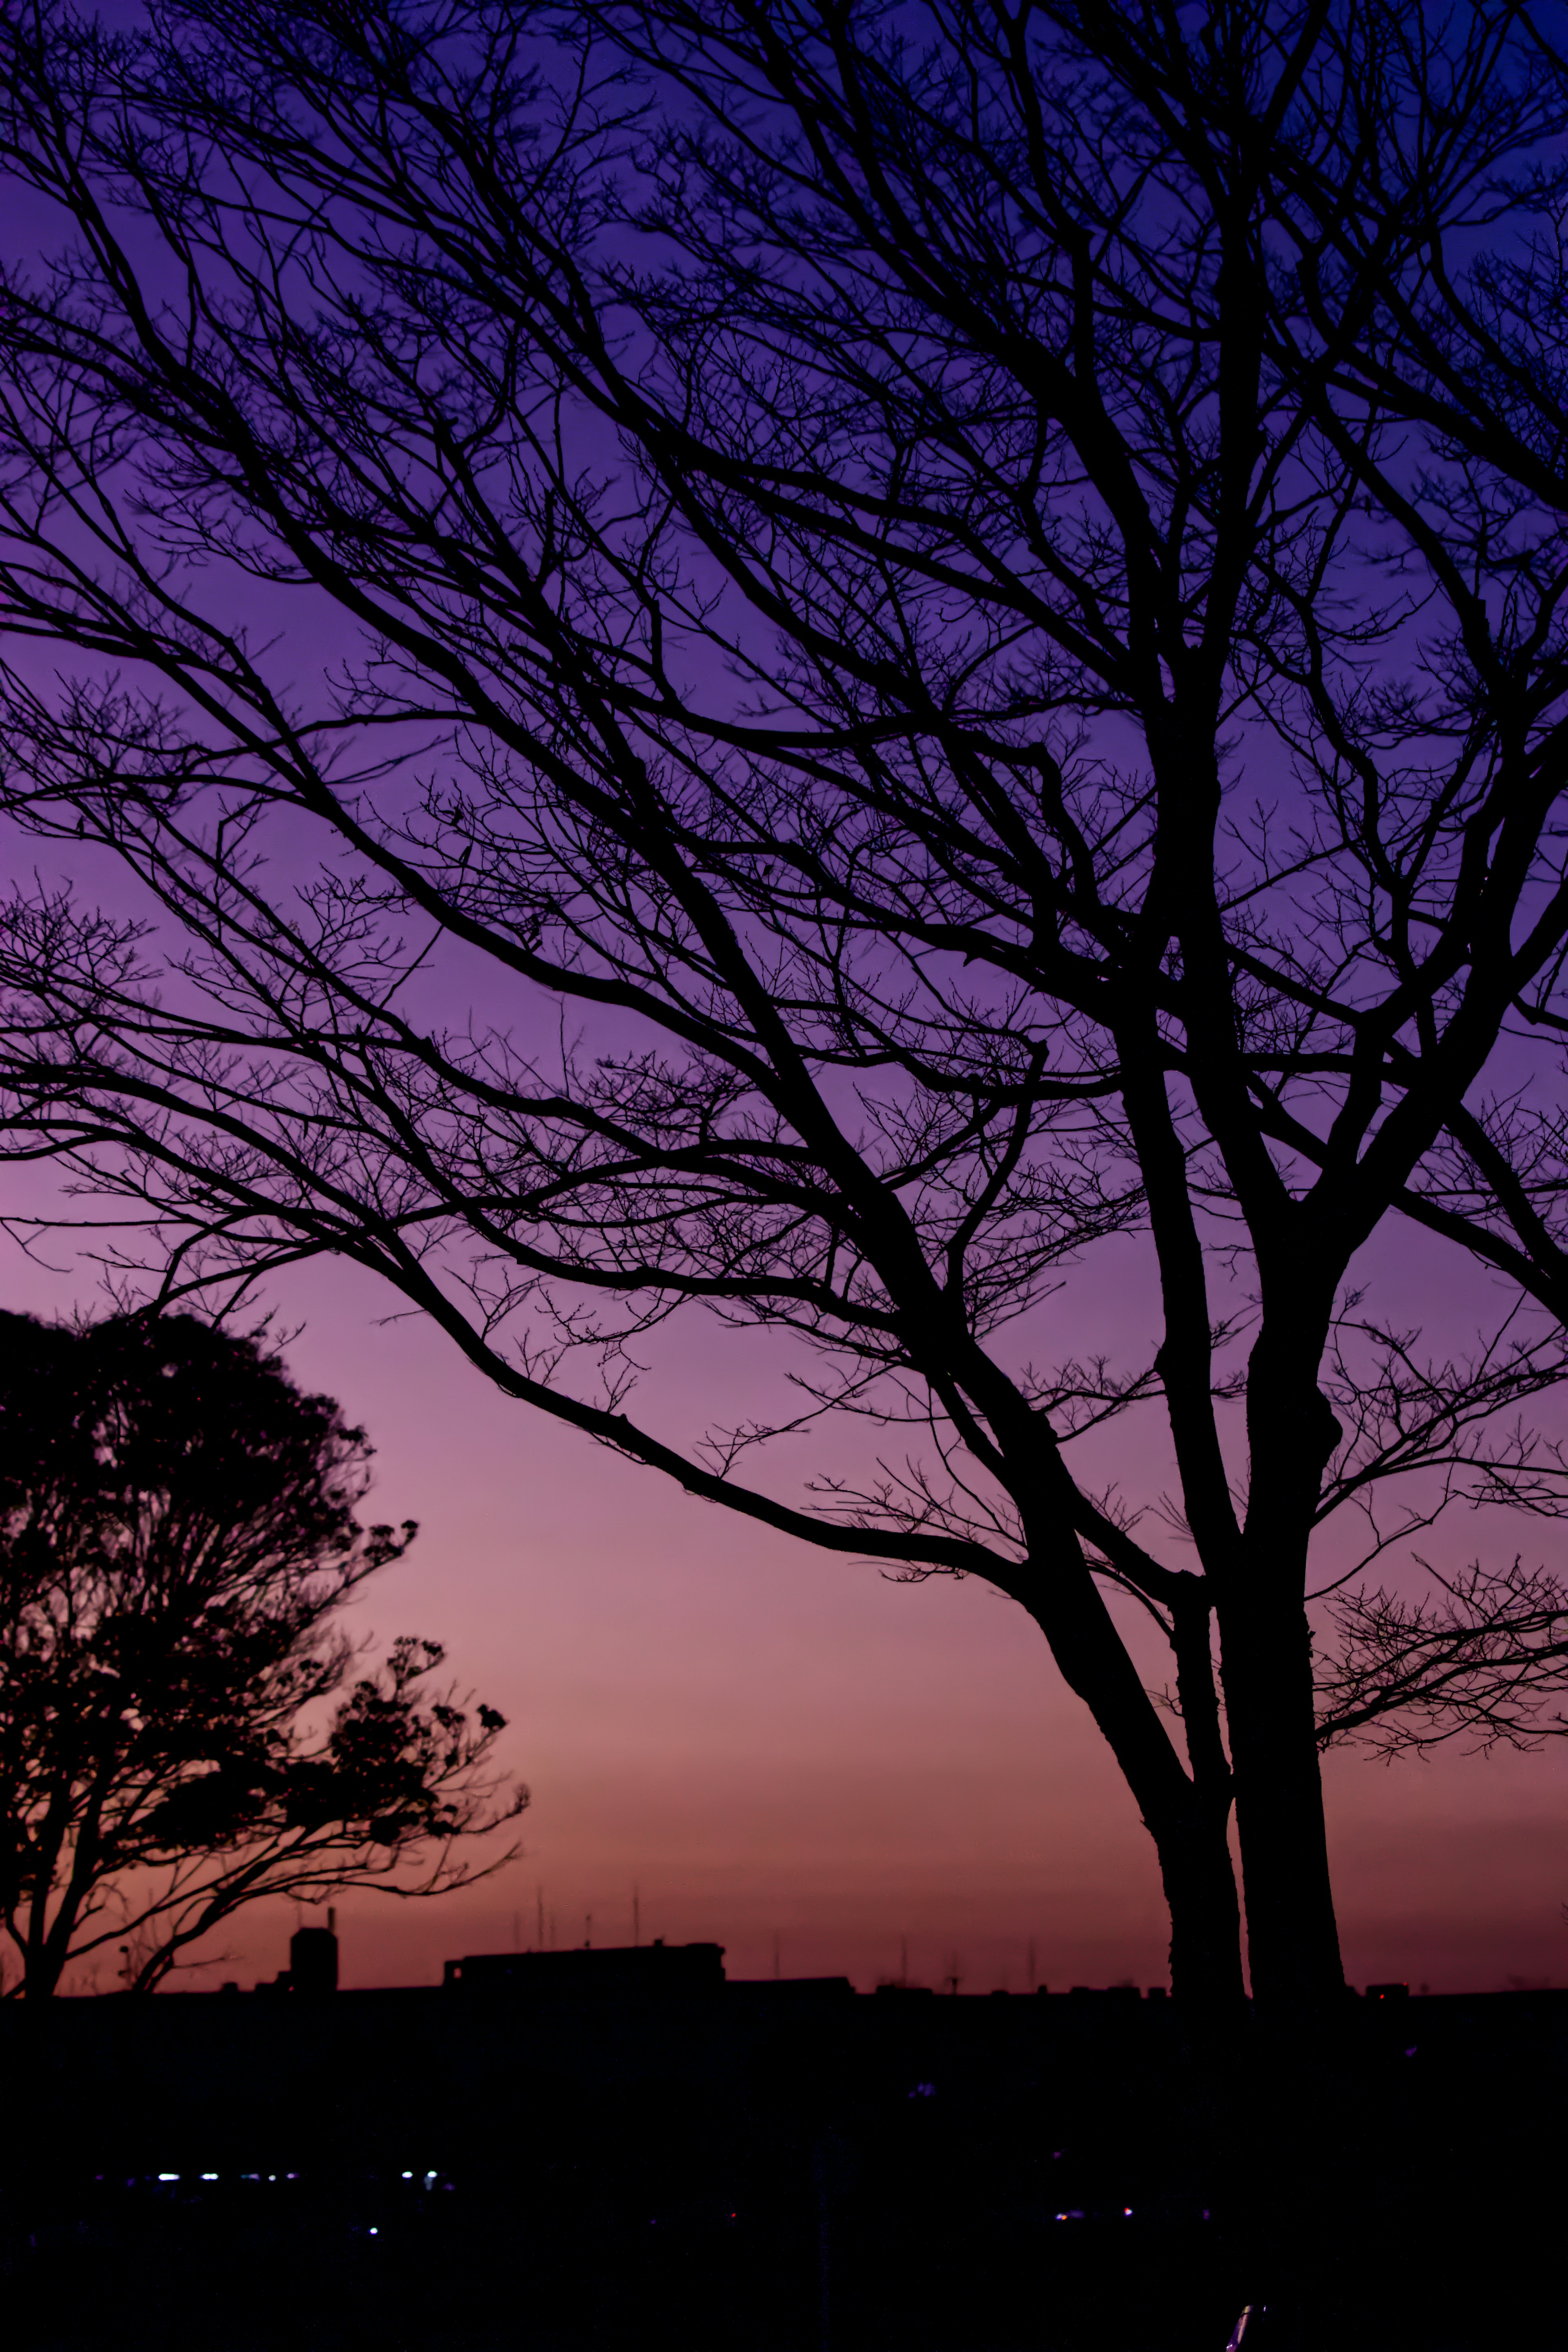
[
  {"xmin": 0, "ymin": 1309, "xmax": 525, "ymax": 1996},
  {"xmin": 2, "ymin": 0, "xmax": 1568, "ymax": 2052}
]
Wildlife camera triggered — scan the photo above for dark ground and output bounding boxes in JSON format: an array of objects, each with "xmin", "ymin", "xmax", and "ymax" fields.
[{"xmin": 1, "ymin": 1977, "xmax": 1559, "ymax": 2350}]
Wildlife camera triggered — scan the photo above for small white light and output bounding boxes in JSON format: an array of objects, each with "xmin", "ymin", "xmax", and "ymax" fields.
[
  {"xmin": 369, "ymin": 2227, "xmax": 379, "ymax": 2236},
  {"xmin": 1124, "ymin": 2206, "xmax": 1133, "ymax": 2216},
  {"xmin": 201, "ymin": 2173, "xmax": 218, "ymax": 2182},
  {"xmin": 401, "ymin": 2171, "xmax": 413, "ymax": 2180},
  {"xmin": 157, "ymin": 2173, "xmax": 179, "ymax": 2183}
]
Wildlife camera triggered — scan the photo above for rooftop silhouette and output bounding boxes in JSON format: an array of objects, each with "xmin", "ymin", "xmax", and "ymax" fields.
[{"xmin": 443, "ymin": 1937, "xmax": 726, "ymax": 1997}]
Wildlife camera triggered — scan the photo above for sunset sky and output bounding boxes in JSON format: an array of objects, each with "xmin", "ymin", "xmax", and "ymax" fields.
[
  {"xmin": 6, "ymin": 1207, "xmax": 1564, "ymax": 2001},
  {"xmin": 1, "ymin": 19, "xmax": 1565, "ymax": 2004}
]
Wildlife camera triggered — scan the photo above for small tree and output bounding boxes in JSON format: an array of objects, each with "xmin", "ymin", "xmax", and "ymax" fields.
[{"xmin": 0, "ymin": 1309, "xmax": 526, "ymax": 1996}]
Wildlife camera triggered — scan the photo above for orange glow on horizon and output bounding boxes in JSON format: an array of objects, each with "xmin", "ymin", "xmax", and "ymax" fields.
[{"xmin": 4, "ymin": 1239, "xmax": 1564, "ymax": 2003}]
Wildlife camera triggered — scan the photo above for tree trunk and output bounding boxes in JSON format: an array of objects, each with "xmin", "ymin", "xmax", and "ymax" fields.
[
  {"xmin": 1018, "ymin": 1569, "xmax": 1247, "ymax": 2012},
  {"xmin": 1155, "ymin": 1804, "xmax": 1247, "ymax": 2018},
  {"xmin": 1222, "ymin": 1589, "xmax": 1345, "ymax": 2015},
  {"xmin": 1221, "ymin": 1578, "xmax": 1353, "ymax": 2345},
  {"xmin": 1229, "ymin": 1343, "xmax": 1348, "ymax": 2019},
  {"xmin": 21, "ymin": 1939, "xmax": 69, "ymax": 1998}
]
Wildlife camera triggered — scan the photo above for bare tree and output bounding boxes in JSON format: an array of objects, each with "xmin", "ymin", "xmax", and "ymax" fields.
[
  {"xmin": 1319, "ymin": 1556, "xmax": 1568, "ymax": 1756},
  {"xmin": 0, "ymin": 1307, "xmax": 525, "ymax": 1995},
  {"xmin": 0, "ymin": 0, "xmax": 1565, "ymax": 2041}
]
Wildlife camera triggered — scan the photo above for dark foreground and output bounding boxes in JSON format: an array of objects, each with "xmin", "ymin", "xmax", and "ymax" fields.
[{"xmin": 2, "ymin": 1970, "xmax": 1560, "ymax": 2350}]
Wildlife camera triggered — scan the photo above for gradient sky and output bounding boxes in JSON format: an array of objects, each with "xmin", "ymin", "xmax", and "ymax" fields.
[
  {"xmin": 2, "ymin": 726, "xmax": 1564, "ymax": 2006},
  {"xmin": 4, "ymin": 1201, "xmax": 1565, "ymax": 2002},
  {"xmin": 1, "ymin": 85, "xmax": 1565, "ymax": 2001}
]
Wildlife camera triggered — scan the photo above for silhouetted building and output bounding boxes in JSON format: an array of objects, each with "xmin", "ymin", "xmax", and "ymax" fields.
[
  {"xmin": 256, "ymin": 1910, "xmax": 339, "ymax": 1995},
  {"xmin": 290, "ymin": 1912, "xmax": 340, "ymax": 1995},
  {"xmin": 443, "ymin": 1937, "xmax": 725, "ymax": 1996}
]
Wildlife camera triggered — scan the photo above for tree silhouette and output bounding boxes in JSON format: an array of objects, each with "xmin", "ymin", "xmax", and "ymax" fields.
[
  {"xmin": 0, "ymin": 1310, "xmax": 525, "ymax": 1996},
  {"xmin": 1, "ymin": 1, "xmax": 1568, "ymax": 2038}
]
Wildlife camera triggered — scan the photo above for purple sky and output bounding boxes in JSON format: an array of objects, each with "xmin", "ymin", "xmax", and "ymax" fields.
[{"xmin": 1, "ymin": 112, "xmax": 1564, "ymax": 1999}]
